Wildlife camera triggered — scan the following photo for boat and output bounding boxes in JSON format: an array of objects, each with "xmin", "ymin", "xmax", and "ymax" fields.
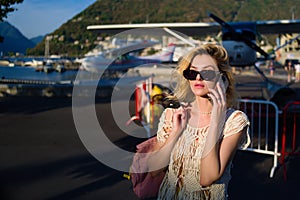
[{"xmin": 55, "ymin": 64, "xmax": 66, "ymax": 73}]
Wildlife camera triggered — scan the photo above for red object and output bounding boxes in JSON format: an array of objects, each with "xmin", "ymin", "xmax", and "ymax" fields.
[
  {"xmin": 130, "ymin": 137, "xmax": 166, "ymax": 199},
  {"xmin": 280, "ymin": 101, "xmax": 300, "ymax": 181}
]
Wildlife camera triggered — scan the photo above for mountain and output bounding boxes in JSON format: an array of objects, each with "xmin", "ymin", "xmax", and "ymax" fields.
[
  {"xmin": 27, "ymin": 0, "xmax": 300, "ymax": 57},
  {"xmin": 0, "ymin": 21, "xmax": 35, "ymax": 56},
  {"xmin": 30, "ymin": 35, "xmax": 44, "ymax": 45}
]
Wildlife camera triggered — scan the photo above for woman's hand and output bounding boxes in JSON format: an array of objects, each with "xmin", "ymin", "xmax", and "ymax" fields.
[
  {"xmin": 147, "ymin": 106, "xmax": 187, "ymax": 172},
  {"xmin": 171, "ymin": 106, "xmax": 187, "ymax": 138},
  {"xmin": 207, "ymin": 77, "xmax": 227, "ymax": 123},
  {"xmin": 202, "ymin": 77, "xmax": 227, "ymax": 157}
]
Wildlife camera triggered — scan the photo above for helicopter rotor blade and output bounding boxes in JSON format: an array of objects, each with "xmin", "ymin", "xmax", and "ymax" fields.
[{"xmin": 208, "ymin": 12, "xmax": 270, "ymax": 59}]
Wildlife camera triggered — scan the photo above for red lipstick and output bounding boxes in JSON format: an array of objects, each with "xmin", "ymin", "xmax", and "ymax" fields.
[{"xmin": 194, "ymin": 83, "xmax": 205, "ymax": 88}]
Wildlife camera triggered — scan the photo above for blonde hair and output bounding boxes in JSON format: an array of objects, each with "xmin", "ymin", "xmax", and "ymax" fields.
[{"xmin": 172, "ymin": 44, "xmax": 238, "ymax": 108}]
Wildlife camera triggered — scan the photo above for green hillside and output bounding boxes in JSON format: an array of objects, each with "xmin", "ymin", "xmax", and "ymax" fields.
[
  {"xmin": 0, "ymin": 21, "xmax": 35, "ymax": 55},
  {"xmin": 27, "ymin": 0, "xmax": 300, "ymax": 57}
]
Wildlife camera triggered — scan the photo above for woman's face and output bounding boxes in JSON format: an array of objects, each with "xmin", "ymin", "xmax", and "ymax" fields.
[{"xmin": 188, "ymin": 54, "xmax": 219, "ymax": 97}]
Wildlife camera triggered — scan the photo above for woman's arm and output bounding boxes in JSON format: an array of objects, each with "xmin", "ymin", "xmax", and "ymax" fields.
[
  {"xmin": 199, "ymin": 126, "xmax": 248, "ymax": 186},
  {"xmin": 147, "ymin": 107, "xmax": 187, "ymax": 173},
  {"xmin": 200, "ymin": 79, "xmax": 249, "ymax": 186}
]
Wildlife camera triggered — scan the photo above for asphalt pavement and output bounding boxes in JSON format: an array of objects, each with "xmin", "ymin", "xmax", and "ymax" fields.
[{"xmin": 1, "ymin": 67, "xmax": 300, "ymax": 200}]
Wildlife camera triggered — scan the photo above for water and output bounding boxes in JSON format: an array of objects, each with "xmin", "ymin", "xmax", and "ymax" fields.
[{"xmin": 0, "ymin": 66, "xmax": 78, "ymax": 82}]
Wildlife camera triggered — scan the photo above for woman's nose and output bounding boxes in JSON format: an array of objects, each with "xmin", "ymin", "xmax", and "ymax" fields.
[{"xmin": 196, "ymin": 73, "xmax": 202, "ymax": 80}]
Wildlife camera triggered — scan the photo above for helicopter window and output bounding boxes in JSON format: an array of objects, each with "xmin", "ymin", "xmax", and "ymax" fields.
[
  {"xmin": 222, "ymin": 30, "xmax": 255, "ymax": 41},
  {"xmin": 115, "ymin": 55, "xmax": 129, "ymax": 63},
  {"xmin": 115, "ymin": 56, "xmax": 122, "ymax": 63},
  {"xmin": 123, "ymin": 54, "xmax": 130, "ymax": 61},
  {"xmin": 222, "ymin": 32, "xmax": 235, "ymax": 41}
]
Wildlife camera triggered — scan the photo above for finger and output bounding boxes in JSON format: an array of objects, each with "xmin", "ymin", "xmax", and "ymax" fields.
[
  {"xmin": 208, "ymin": 92, "xmax": 220, "ymax": 107},
  {"xmin": 181, "ymin": 111, "xmax": 187, "ymax": 127},
  {"xmin": 171, "ymin": 107, "xmax": 186, "ymax": 131},
  {"xmin": 172, "ymin": 107, "xmax": 183, "ymax": 122},
  {"xmin": 180, "ymin": 107, "xmax": 186, "ymax": 120},
  {"xmin": 208, "ymin": 88, "xmax": 222, "ymax": 105},
  {"xmin": 180, "ymin": 102, "xmax": 189, "ymax": 108}
]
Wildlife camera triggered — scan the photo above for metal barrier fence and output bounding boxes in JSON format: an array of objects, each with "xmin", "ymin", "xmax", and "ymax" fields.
[
  {"xmin": 280, "ymin": 101, "xmax": 300, "ymax": 181},
  {"xmin": 238, "ymin": 99, "xmax": 281, "ymax": 178}
]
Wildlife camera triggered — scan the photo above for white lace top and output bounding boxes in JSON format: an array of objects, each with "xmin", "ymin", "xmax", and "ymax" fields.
[{"xmin": 156, "ymin": 108, "xmax": 250, "ymax": 200}]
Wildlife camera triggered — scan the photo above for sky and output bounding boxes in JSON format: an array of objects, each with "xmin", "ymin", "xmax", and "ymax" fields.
[{"xmin": 6, "ymin": 0, "xmax": 97, "ymax": 39}]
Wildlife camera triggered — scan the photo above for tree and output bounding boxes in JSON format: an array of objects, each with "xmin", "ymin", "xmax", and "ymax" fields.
[{"xmin": 0, "ymin": 0, "xmax": 23, "ymax": 21}]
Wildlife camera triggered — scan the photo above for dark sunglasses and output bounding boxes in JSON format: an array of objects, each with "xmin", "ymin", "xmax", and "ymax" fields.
[{"xmin": 183, "ymin": 69, "xmax": 220, "ymax": 81}]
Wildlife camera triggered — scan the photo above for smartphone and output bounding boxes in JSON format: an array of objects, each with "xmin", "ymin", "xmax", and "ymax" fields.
[
  {"xmin": 206, "ymin": 73, "xmax": 228, "ymax": 90},
  {"xmin": 221, "ymin": 74, "xmax": 229, "ymax": 90}
]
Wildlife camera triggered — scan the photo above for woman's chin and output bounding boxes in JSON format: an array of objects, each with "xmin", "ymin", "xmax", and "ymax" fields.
[{"xmin": 193, "ymin": 92, "xmax": 209, "ymax": 98}]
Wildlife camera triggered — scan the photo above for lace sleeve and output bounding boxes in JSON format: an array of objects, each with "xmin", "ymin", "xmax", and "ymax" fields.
[{"xmin": 223, "ymin": 110, "xmax": 251, "ymax": 149}]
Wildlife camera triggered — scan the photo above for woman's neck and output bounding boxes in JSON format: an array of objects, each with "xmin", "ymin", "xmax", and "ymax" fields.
[
  {"xmin": 187, "ymin": 97, "xmax": 212, "ymax": 128},
  {"xmin": 193, "ymin": 96, "xmax": 212, "ymax": 113}
]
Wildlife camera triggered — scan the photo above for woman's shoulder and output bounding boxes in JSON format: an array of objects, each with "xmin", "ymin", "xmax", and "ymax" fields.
[
  {"xmin": 224, "ymin": 108, "xmax": 249, "ymax": 130},
  {"xmin": 226, "ymin": 108, "xmax": 248, "ymax": 121},
  {"xmin": 224, "ymin": 108, "xmax": 251, "ymax": 148}
]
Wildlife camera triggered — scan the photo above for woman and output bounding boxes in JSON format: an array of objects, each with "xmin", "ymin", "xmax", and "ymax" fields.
[{"xmin": 148, "ymin": 44, "xmax": 250, "ymax": 200}]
